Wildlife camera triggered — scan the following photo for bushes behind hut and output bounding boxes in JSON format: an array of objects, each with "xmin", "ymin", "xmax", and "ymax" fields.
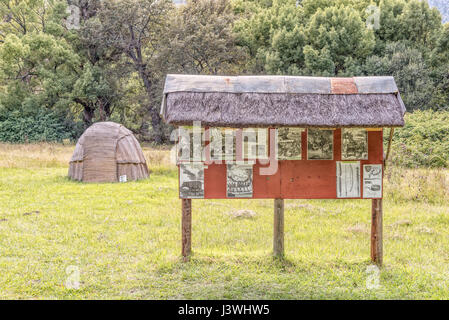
[{"xmin": 0, "ymin": 108, "xmax": 81, "ymax": 143}]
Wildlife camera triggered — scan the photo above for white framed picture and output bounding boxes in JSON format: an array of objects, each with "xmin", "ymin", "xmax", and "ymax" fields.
[
  {"xmin": 336, "ymin": 161, "xmax": 361, "ymax": 198},
  {"xmin": 342, "ymin": 128, "xmax": 368, "ymax": 160},
  {"xmin": 307, "ymin": 129, "xmax": 334, "ymax": 160},
  {"xmin": 363, "ymin": 164, "xmax": 382, "ymax": 198},
  {"xmin": 179, "ymin": 163, "xmax": 205, "ymax": 199},
  {"xmin": 276, "ymin": 127, "xmax": 303, "ymax": 160}
]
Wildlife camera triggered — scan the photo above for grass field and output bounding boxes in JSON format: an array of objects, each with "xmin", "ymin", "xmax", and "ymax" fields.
[{"xmin": 0, "ymin": 143, "xmax": 448, "ymax": 299}]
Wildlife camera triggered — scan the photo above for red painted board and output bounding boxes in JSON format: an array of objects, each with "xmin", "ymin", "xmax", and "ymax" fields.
[
  {"xmin": 204, "ymin": 163, "xmax": 227, "ymax": 199},
  {"xmin": 280, "ymin": 160, "xmax": 337, "ymax": 199},
  {"xmin": 182, "ymin": 128, "xmax": 385, "ymax": 200},
  {"xmin": 252, "ymin": 161, "xmax": 281, "ymax": 198}
]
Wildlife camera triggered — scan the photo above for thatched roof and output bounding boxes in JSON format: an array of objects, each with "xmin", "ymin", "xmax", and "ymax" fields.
[
  {"xmin": 69, "ymin": 122, "xmax": 149, "ymax": 183},
  {"xmin": 160, "ymin": 75, "xmax": 406, "ymax": 128}
]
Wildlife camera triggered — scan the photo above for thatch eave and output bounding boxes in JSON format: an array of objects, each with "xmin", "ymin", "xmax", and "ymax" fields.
[{"xmin": 160, "ymin": 75, "xmax": 406, "ymax": 128}]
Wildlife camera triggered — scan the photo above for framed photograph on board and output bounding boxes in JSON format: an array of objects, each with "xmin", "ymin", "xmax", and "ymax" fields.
[
  {"xmin": 276, "ymin": 127, "xmax": 303, "ymax": 160},
  {"xmin": 363, "ymin": 164, "xmax": 382, "ymax": 198},
  {"xmin": 307, "ymin": 129, "xmax": 334, "ymax": 160},
  {"xmin": 242, "ymin": 128, "xmax": 268, "ymax": 160},
  {"xmin": 342, "ymin": 128, "xmax": 368, "ymax": 160},
  {"xmin": 226, "ymin": 164, "xmax": 253, "ymax": 198},
  {"xmin": 177, "ymin": 126, "xmax": 204, "ymax": 162},
  {"xmin": 179, "ymin": 163, "xmax": 205, "ymax": 199},
  {"xmin": 337, "ymin": 161, "xmax": 361, "ymax": 198}
]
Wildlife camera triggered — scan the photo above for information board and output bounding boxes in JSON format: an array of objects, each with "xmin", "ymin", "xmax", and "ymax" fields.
[{"xmin": 177, "ymin": 128, "xmax": 383, "ymax": 200}]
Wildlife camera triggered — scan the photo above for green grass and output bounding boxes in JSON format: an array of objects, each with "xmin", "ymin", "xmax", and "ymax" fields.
[{"xmin": 0, "ymin": 144, "xmax": 448, "ymax": 299}]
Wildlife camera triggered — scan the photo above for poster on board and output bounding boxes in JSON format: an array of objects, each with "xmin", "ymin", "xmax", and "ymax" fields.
[
  {"xmin": 307, "ymin": 129, "xmax": 334, "ymax": 160},
  {"xmin": 342, "ymin": 129, "xmax": 368, "ymax": 160},
  {"xmin": 209, "ymin": 127, "xmax": 224, "ymax": 161},
  {"xmin": 177, "ymin": 127, "xmax": 204, "ymax": 162},
  {"xmin": 363, "ymin": 164, "xmax": 382, "ymax": 198},
  {"xmin": 222, "ymin": 129, "xmax": 236, "ymax": 161},
  {"xmin": 179, "ymin": 163, "xmax": 205, "ymax": 199},
  {"xmin": 337, "ymin": 161, "xmax": 361, "ymax": 198},
  {"xmin": 243, "ymin": 128, "xmax": 268, "ymax": 160},
  {"xmin": 227, "ymin": 164, "xmax": 253, "ymax": 198},
  {"xmin": 276, "ymin": 127, "xmax": 303, "ymax": 160}
]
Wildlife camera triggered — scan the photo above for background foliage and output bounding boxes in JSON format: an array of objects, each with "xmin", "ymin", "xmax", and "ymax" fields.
[{"xmin": 0, "ymin": 0, "xmax": 448, "ymax": 167}]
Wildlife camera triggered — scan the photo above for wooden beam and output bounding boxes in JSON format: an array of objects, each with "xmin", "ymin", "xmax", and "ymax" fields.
[
  {"xmin": 182, "ymin": 199, "xmax": 192, "ymax": 261},
  {"xmin": 273, "ymin": 199, "xmax": 284, "ymax": 257},
  {"xmin": 371, "ymin": 199, "xmax": 383, "ymax": 266},
  {"xmin": 384, "ymin": 128, "xmax": 395, "ymax": 168}
]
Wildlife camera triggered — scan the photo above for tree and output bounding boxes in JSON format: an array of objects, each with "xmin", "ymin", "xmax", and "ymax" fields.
[
  {"xmin": 429, "ymin": 23, "xmax": 449, "ymax": 111},
  {"xmin": 166, "ymin": 0, "xmax": 247, "ymax": 75},
  {"xmin": 233, "ymin": 0, "xmax": 306, "ymax": 73},
  {"xmin": 69, "ymin": 0, "xmax": 126, "ymax": 125},
  {"xmin": 0, "ymin": 0, "xmax": 124, "ymax": 129},
  {"xmin": 89, "ymin": 0, "xmax": 173, "ymax": 143},
  {"xmin": 304, "ymin": 5, "xmax": 375, "ymax": 75},
  {"xmin": 0, "ymin": 31, "xmax": 79, "ymax": 113},
  {"xmin": 0, "ymin": 0, "xmax": 67, "ymax": 39},
  {"xmin": 363, "ymin": 41, "xmax": 434, "ymax": 111}
]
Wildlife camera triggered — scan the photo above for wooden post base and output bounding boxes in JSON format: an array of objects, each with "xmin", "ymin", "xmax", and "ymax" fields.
[
  {"xmin": 371, "ymin": 199, "xmax": 383, "ymax": 266},
  {"xmin": 273, "ymin": 198, "xmax": 284, "ymax": 257},
  {"xmin": 182, "ymin": 199, "xmax": 192, "ymax": 261}
]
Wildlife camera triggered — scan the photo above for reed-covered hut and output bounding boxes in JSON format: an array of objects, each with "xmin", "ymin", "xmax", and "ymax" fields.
[{"xmin": 69, "ymin": 122, "xmax": 149, "ymax": 183}]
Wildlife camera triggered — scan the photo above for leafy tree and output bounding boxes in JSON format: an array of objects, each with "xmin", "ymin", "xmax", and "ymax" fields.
[
  {"xmin": 0, "ymin": 0, "xmax": 123, "ymax": 130},
  {"xmin": 233, "ymin": 0, "xmax": 306, "ymax": 73},
  {"xmin": 429, "ymin": 23, "xmax": 449, "ymax": 111},
  {"xmin": 363, "ymin": 41, "xmax": 434, "ymax": 111},
  {"xmin": 305, "ymin": 5, "xmax": 375, "ymax": 75},
  {"xmin": 0, "ymin": 0, "xmax": 67, "ymax": 39},
  {"xmin": 69, "ymin": 0, "xmax": 126, "ymax": 125},
  {"xmin": 87, "ymin": 0, "xmax": 173, "ymax": 143},
  {"xmin": 166, "ymin": 0, "xmax": 247, "ymax": 75},
  {"xmin": 428, "ymin": 0, "xmax": 449, "ymax": 23},
  {"xmin": 0, "ymin": 32, "xmax": 79, "ymax": 113},
  {"xmin": 399, "ymin": 0, "xmax": 442, "ymax": 47}
]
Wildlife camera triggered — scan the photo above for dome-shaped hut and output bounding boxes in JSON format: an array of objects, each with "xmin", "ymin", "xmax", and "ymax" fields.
[{"xmin": 69, "ymin": 122, "xmax": 149, "ymax": 182}]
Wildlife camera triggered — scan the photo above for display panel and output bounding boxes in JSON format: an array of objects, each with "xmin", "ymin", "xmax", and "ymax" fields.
[
  {"xmin": 178, "ymin": 128, "xmax": 384, "ymax": 199},
  {"xmin": 177, "ymin": 126, "xmax": 204, "ymax": 162},
  {"xmin": 243, "ymin": 128, "xmax": 268, "ymax": 160},
  {"xmin": 307, "ymin": 129, "xmax": 334, "ymax": 160},
  {"xmin": 342, "ymin": 128, "xmax": 368, "ymax": 160},
  {"xmin": 226, "ymin": 164, "xmax": 253, "ymax": 198},
  {"xmin": 363, "ymin": 164, "xmax": 383, "ymax": 198},
  {"xmin": 179, "ymin": 163, "xmax": 205, "ymax": 199},
  {"xmin": 336, "ymin": 161, "xmax": 361, "ymax": 198},
  {"xmin": 276, "ymin": 128, "xmax": 303, "ymax": 160}
]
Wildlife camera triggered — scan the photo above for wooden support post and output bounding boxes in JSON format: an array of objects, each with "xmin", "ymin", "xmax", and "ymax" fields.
[
  {"xmin": 384, "ymin": 128, "xmax": 395, "ymax": 168},
  {"xmin": 182, "ymin": 199, "xmax": 192, "ymax": 261},
  {"xmin": 371, "ymin": 199, "xmax": 383, "ymax": 266},
  {"xmin": 273, "ymin": 199, "xmax": 284, "ymax": 257}
]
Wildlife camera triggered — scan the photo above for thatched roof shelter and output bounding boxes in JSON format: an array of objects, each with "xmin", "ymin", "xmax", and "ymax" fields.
[
  {"xmin": 69, "ymin": 122, "xmax": 149, "ymax": 183},
  {"xmin": 160, "ymin": 75, "xmax": 406, "ymax": 128}
]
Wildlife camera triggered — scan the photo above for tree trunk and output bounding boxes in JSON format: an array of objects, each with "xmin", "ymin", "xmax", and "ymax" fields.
[
  {"xmin": 98, "ymin": 98, "xmax": 111, "ymax": 122},
  {"xmin": 83, "ymin": 106, "xmax": 94, "ymax": 126},
  {"xmin": 129, "ymin": 41, "xmax": 164, "ymax": 144},
  {"xmin": 138, "ymin": 67, "xmax": 164, "ymax": 144}
]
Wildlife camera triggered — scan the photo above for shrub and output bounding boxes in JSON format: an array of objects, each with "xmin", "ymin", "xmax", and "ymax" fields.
[
  {"xmin": 387, "ymin": 110, "xmax": 449, "ymax": 168},
  {"xmin": 0, "ymin": 109, "xmax": 79, "ymax": 143}
]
